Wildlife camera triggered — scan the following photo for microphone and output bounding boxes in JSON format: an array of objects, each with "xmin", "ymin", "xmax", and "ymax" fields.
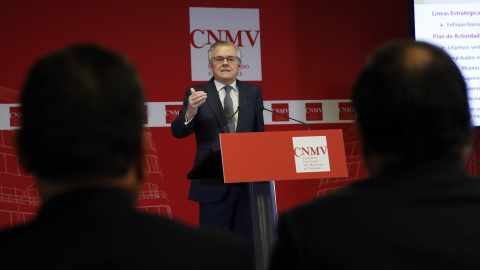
[
  {"xmin": 223, "ymin": 105, "xmax": 241, "ymax": 133},
  {"xmin": 224, "ymin": 105, "xmax": 241, "ymax": 132},
  {"xmin": 260, "ymin": 105, "xmax": 310, "ymax": 131}
]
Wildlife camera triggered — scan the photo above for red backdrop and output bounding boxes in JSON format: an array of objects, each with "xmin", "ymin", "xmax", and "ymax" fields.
[{"xmin": 0, "ymin": 0, "xmax": 413, "ymax": 227}]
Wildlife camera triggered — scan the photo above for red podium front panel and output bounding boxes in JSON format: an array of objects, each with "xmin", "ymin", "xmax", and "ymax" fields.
[{"xmin": 220, "ymin": 129, "xmax": 348, "ymax": 183}]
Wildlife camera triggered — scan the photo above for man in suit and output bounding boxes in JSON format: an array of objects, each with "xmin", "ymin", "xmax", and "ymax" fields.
[
  {"xmin": 171, "ymin": 41, "xmax": 264, "ymax": 251},
  {"xmin": 0, "ymin": 44, "xmax": 252, "ymax": 270},
  {"xmin": 269, "ymin": 40, "xmax": 480, "ymax": 269}
]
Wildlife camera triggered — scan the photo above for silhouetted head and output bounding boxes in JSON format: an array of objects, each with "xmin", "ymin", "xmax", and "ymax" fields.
[
  {"xmin": 352, "ymin": 40, "xmax": 471, "ymax": 175},
  {"xmin": 18, "ymin": 45, "xmax": 145, "ymax": 185}
]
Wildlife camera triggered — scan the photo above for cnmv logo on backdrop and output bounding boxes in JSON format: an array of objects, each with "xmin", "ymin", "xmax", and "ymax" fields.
[
  {"xmin": 10, "ymin": 106, "xmax": 21, "ymax": 127},
  {"xmin": 190, "ymin": 30, "xmax": 260, "ymax": 49},
  {"xmin": 305, "ymin": 103, "xmax": 323, "ymax": 121},
  {"xmin": 338, "ymin": 102, "xmax": 355, "ymax": 120},
  {"xmin": 189, "ymin": 7, "xmax": 262, "ymax": 81},
  {"xmin": 165, "ymin": 105, "xmax": 182, "ymax": 124},
  {"xmin": 271, "ymin": 103, "xmax": 289, "ymax": 122}
]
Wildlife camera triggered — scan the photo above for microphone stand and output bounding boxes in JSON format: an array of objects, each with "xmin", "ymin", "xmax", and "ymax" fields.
[
  {"xmin": 260, "ymin": 106, "xmax": 310, "ymax": 131},
  {"xmin": 223, "ymin": 105, "xmax": 241, "ymax": 133}
]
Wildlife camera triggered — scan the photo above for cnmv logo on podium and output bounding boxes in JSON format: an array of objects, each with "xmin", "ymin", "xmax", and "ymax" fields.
[{"xmin": 292, "ymin": 136, "xmax": 331, "ymax": 173}]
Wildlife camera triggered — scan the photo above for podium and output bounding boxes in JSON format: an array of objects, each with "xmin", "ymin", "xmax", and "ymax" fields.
[{"xmin": 188, "ymin": 129, "xmax": 348, "ymax": 270}]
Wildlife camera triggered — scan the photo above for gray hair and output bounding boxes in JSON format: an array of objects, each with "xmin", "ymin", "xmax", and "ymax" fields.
[{"xmin": 207, "ymin": 41, "xmax": 242, "ymax": 62}]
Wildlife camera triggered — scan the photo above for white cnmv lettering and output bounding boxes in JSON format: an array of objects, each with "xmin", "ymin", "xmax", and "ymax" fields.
[
  {"xmin": 273, "ymin": 108, "xmax": 288, "ymax": 114},
  {"xmin": 165, "ymin": 110, "xmax": 179, "ymax": 116},
  {"xmin": 339, "ymin": 107, "xmax": 354, "ymax": 113},
  {"xmin": 306, "ymin": 108, "xmax": 322, "ymax": 113}
]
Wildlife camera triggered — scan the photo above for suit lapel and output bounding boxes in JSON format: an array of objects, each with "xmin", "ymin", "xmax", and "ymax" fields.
[
  {"xmin": 236, "ymin": 80, "xmax": 250, "ymax": 132},
  {"xmin": 205, "ymin": 78, "xmax": 228, "ymax": 129}
]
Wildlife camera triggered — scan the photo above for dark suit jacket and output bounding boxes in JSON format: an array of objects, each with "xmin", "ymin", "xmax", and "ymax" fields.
[
  {"xmin": 269, "ymin": 158, "xmax": 480, "ymax": 270},
  {"xmin": 171, "ymin": 78, "xmax": 264, "ymax": 203},
  {"xmin": 0, "ymin": 188, "xmax": 252, "ymax": 270}
]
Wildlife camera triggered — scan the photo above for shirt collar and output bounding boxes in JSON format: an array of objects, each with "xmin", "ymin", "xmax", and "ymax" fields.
[{"xmin": 214, "ymin": 80, "xmax": 237, "ymax": 92}]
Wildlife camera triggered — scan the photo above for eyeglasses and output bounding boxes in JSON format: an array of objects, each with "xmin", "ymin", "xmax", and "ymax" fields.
[{"xmin": 212, "ymin": 56, "xmax": 240, "ymax": 63}]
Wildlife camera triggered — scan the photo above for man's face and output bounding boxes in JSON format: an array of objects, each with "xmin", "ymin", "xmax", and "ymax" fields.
[{"xmin": 209, "ymin": 45, "xmax": 241, "ymax": 85}]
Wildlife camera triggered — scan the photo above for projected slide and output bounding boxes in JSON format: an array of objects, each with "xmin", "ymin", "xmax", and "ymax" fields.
[{"xmin": 413, "ymin": 0, "xmax": 480, "ymax": 125}]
